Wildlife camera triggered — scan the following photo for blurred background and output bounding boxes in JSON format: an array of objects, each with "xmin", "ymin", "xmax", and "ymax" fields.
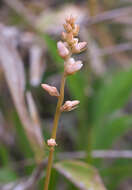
[{"xmin": 0, "ymin": 0, "xmax": 132, "ymax": 189}]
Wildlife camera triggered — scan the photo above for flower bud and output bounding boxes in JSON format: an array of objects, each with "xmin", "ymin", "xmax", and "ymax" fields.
[
  {"xmin": 72, "ymin": 42, "xmax": 87, "ymax": 53},
  {"xmin": 64, "ymin": 58, "xmax": 83, "ymax": 75},
  {"xmin": 41, "ymin": 84, "xmax": 60, "ymax": 97},
  {"xmin": 73, "ymin": 38, "xmax": 79, "ymax": 45},
  {"xmin": 61, "ymin": 100, "xmax": 80, "ymax": 112},
  {"xmin": 57, "ymin": 41, "xmax": 70, "ymax": 59},
  {"xmin": 47, "ymin": 138, "xmax": 57, "ymax": 147},
  {"xmin": 73, "ymin": 24, "xmax": 80, "ymax": 36},
  {"xmin": 63, "ymin": 23, "xmax": 72, "ymax": 33},
  {"xmin": 66, "ymin": 15, "xmax": 76, "ymax": 26},
  {"xmin": 66, "ymin": 32, "xmax": 74, "ymax": 45},
  {"xmin": 61, "ymin": 32, "xmax": 67, "ymax": 41}
]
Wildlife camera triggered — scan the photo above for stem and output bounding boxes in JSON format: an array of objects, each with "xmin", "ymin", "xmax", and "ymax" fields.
[
  {"xmin": 43, "ymin": 147, "xmax": 54, "ymax": 190},
  {"xmin": 44, "ymin": 74, "xmax": 66, "ymax": 190},
  {"xmin": 52, "ymin": 73, "xmax": 66, "ymax": 139}
]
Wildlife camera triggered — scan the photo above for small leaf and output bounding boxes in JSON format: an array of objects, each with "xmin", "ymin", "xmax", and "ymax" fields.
[{"xmin": 54, "ymin": 160, "xmax": 106, "ymax": 190}]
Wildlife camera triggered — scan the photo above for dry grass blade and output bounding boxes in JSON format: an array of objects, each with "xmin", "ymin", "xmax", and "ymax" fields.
[
  {"xmin": 29, "ymin": 45, "xmax": 46, "ymax": 86},
  {"xmin": 0, "ymin": 32, "xmax": 44, "ymax": 162},
  {"xmin": 26, "ymin": 91, "xmax": 45, "ymax": 146}
]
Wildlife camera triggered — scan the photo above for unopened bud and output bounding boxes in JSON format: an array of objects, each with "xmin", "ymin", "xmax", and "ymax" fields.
[
  {"xmin": 66, "ymin": 32, "xmax": 74, "ymax": 45},
  {"xmin": 65, "ymin": 58, "xmax": 83, "ymax": 75},
  {"xmin": 63, "ymin": 23, "xmax": 72, "ymax": 33},
  {"xmin": 62, "ymin": 32, "xmax": 67, "ymax": 41},
  {"xmin": 66, "ymin": 15, "xmax": 76, "ymax": 26},
  {"xmin": 57, "ymin": 41, "xmax": 70, "ymax": 59},
  {"xmin": 41, "ymin": 84, "xmax": 60, "ymax": 97},
  {"xmin": 47, "ymin": 138, "xmax": 57, "ymax": 147},
  {"xmin": 73, "ymin": 38, "xmax": 79, "ymax": 45},
  {"xmin": 61, "ymin": 100, "xmax": 80, "ymax": 112},
  {"xmin": 72, "ymin": 42, "xmax": 87, "ymax": 53},
  {"xmin": 73, "ymin": 24, "xmax": 80, "ymax": 36}
]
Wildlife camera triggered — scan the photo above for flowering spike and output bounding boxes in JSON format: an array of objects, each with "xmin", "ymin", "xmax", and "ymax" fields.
[
  {"xmin": 60, "ymin": 100, "xmax": 80, "ymax": 112},
  {"xmin": 43, "ymin": 16, "xmax": 87, "ymax": 190},
  {"xmin": 41, "ymin": 84, "xmax": 60, "ymax": 97}
]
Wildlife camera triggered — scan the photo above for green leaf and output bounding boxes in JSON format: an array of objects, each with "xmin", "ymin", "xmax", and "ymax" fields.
[
  {"xmin": 93, "ymin": 67, "xmax": 132, "ymax": 124},
  {"xmin": 93, "ymin": 115, "xmax": 132, "ymax": 149},
  {"xmin": 0, "ymin": 168, "xmax": 17, "ymax": 183},
  {"xmin": 54, "ymin": 160, "xmax": 106, "ymax": 190},
  {"xmin": 0, "ymin": 144, "xmax": 9, "ymax": 166}
]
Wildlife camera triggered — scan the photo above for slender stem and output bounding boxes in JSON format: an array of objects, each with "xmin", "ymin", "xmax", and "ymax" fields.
[
  {"xmin": 52, "ymin": 73, "xmax": 66, "ymax": 139},
  {"xmin": 43, "ymin": 147, "xmax": 54, "ymax": 190},
  {"xmin": 44, "ymin": 73, "xmax": 66, "ymax": 190}
]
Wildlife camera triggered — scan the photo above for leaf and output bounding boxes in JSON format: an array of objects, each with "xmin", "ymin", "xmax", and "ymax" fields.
[
  {"xmin": 93, "ymin": 115, "xmax": 132, "ymax": 149},
  {"xmin": 93, "ymin": 67, "xmax": 132, "ymax": 124},
  {"xmin": 54, "ymin": 160, "xmax": 106, "ymax": 190}
]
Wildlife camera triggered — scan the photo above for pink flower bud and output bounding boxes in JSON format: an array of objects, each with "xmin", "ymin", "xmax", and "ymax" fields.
[
  {"xmin": 73, "ymin": 24, "xmax": 80, "ymax": 36},
  {"xmin": 73, "ymin": 38, "xmax": 79, "ymax": 45},
  {"xmin": 41, "ymin": 84, "xmax": 60, "ymax": 97},
  {"xmin": 72, "ymin": 42, "xmax": 87, "ymax": 53},
  {"xmin": 64, "ymin": 58, "xmax": 83, "ymax": 75},
  {"xmin": 66, "ymin": 32, "xmax": 74, "ymax": 45},
  {"xmin": 57, "ymin": 41, "xmax": 70, "ymax": 59},
  {"xmin": 61, "ymin": 100, "xmax": 80, "ymax": 112},
  {"xmin": 66, "ymin": 15, "xmax": 76, "ymax": 26},
  {"xmin": 63, "ymin": 23, "xmax": 72, "ymax": 33},
  {"xmin": 47, "ymin": 138, "xmax": 57, "ymax": 147},
  {"xmin": 61, "ymin": 32, "xmax": 67, "ymax": 40}
]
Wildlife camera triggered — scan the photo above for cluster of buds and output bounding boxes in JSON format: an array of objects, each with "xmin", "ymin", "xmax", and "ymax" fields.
[{"xmin": 57, "ymin": 15, "xmax": 87, "ymax": 76}]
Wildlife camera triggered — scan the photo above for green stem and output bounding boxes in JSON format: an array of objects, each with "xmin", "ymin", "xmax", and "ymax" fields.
[
  {"xmin": 43, "ymin": 147, "xmax": 54, "ymax": 190},
  {"xmin": 52, "ymin": 74, "xmax": 66, "ymax": 139},
  {"xmin": 44, "ymin": 74, "xmax": 66, "ymax": 190}
]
